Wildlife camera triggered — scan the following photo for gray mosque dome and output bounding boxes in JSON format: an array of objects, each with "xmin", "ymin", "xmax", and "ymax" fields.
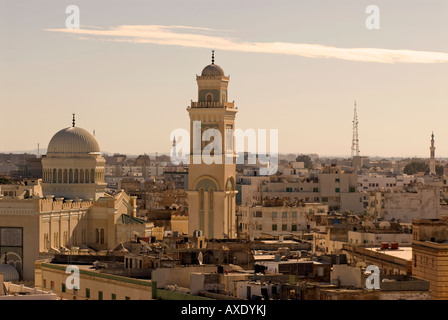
[
  {"xmin": 201, "ymin": 50, "xmax": 225, "ymax": 77},
  {"xmin": 201, "ymin": 64, "xmax": 225, "ymax": 77},
  {"xmin": 47, "ymin": 126, "xmax": 100, "ymax": 154}
]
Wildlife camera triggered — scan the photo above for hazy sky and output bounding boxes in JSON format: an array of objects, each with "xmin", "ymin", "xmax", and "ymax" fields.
[{"xmin": 1, "ymin": 0, "xmax": 447, "ymax": 158}]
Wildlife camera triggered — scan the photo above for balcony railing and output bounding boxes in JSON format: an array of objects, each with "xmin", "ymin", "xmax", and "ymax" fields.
[{"xmin": 190, "ymin": 101, "xmax": 235, "ymax": 109}]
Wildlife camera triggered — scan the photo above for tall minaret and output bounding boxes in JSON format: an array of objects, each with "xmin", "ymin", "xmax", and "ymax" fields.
[
  {"xmin": 430, "ymin": 132, "xmax": 436, "ymax": 175},
  {"xmin": 187, "ymin": 51, "xmax": 238, "ymax": 239}
]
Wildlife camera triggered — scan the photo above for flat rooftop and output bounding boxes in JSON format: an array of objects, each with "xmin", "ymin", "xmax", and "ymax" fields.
[{"xmin": 365, "ymin": 247, "xmax": 412, "ymax": 261}]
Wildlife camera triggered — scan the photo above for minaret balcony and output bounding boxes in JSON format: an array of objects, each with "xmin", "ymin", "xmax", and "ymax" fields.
[{"xmin": 191, "ymin": 101, "xmax": 234, "ymax": 109}]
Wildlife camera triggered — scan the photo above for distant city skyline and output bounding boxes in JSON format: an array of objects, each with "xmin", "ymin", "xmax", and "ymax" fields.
[{"xmin": 1, "ymin": 0, "xmax": 447, "ymax": 158}]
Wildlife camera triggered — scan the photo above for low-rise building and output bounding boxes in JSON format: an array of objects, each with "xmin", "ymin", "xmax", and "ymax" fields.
[{"xmin": 238, "ymin": 200, "xmax": 327, "ymax": 240}]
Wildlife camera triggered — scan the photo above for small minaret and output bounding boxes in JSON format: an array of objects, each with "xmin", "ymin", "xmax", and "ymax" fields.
[
  {"xmin": 173, "ymin": 136, "xmax": 177, "ymax": 155},
  {"xmin": 430, "ymin": 132, "xmax": 436, "ymax": 175}
]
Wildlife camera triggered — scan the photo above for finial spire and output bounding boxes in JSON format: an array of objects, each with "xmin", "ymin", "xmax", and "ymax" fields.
[
  {"xmin": 211, "ymin": 50, "xmax": 215, "ymax": 65},
  {"xmin": 72, "ymin": 113, "xmax": 75, "ymax": 127}
]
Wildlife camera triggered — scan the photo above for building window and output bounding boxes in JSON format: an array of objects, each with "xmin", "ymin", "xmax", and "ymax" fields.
[
  {"xmin": 282, "ymin": 212, "xmax": 287, "ymax": 219},
  {"xmin": 272, "ymin": 224, "xmax": 277, "ymax": 231},
  {"xmin": 272, "ymin": 212, "xmax": 277, "ymax": 218},
  {"xmin": 206, "ymin": 93, "xmax": 213, "ymax": 102},
  {"xmin": 292, "ymin": 225, "xmax": 297, "ymax": 231},
  {"xmin": 313, "ymin": 188, "xmax": 319, "ymax": 192},
  {"xmin": 111, "ymin": 293, "xmax": 116, "ymax": 300},
  {"xmin": 125, "ymin": 296, "xmax": 130, "ymax": 300},
  {"xmin": 322, "ymin": 197, "xmax": 328, "ymax": 202},
  {"xmin": 292, "ymin": 212, "xmax": 297, "ymax": 218},
  {"xmin": 335, "ymin": 178, "xmax": 340, "ymax": 183},
  {"xmin": 335, "ymin": 188, "xmax": 340, "ymax": 193},
  {"xmin": 86, "ymin": 288, "xmax": 90, "ymax": 299},
  {"xmin": 100, "ymin": 228, "xmax": 105, "ymax": 244},
  {"xmin": 62, "ymin": 283, "xmax": 66, "ymax": 293},
  {"xmin": 43, "ymin": 279, "xmax": 47, "ymax": 288},
  {"xmin": 209, "ymin": 188, "xmax": 214, "ymax": 211},
  {"xmin": 225, "ymin": 125, "xmax": 233, "ymax": 152},
  {"xmin": 98, "ymin": 291, "xmax": 103, "ymax": 300},
  {"xmin": 50, "ymin": 281, "xmax": 54, "ymax": 289},
  {"xmin": 282, "ymin": 224, "xmax": 287, "ymax": 231},
  {"xmin": 254, "ymin": 211, "xmax": 262, "ymax": 218},
  {"xmin": 199, "ymin": 188, "xmax": 205, "ymax": 211}
]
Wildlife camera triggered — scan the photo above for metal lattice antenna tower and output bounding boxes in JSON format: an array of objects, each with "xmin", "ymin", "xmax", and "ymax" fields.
[{"xmin": 351, "ymin": 101, "xmax": 360, "ymax": 157}]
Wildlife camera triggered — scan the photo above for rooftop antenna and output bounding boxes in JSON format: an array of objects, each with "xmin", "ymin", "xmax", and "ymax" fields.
[
  {"xmin": 72, "ymin": 113, "xmax": 76, "ymax": 127},
  {"xmin": 37, "ymin": 143, "xmax": 40, "ymax": 158},
  {"xmin": 351, "ymin": 101, "xmax": 360, "ymax": 157}
]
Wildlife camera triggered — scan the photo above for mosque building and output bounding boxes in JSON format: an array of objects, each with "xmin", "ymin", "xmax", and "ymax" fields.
[{"xmin": 0, "ymin": 116, "xmax": 152, "ymax": 280}]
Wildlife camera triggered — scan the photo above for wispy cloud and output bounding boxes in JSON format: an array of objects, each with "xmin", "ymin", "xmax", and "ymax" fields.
[{"xmin": 45, "ymin": 25, "xmax": 448, "ymax": 64}]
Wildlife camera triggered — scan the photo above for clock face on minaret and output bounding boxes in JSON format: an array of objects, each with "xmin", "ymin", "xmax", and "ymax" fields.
[{"xmin": 187, "ymin": 52, "xmax": 238, "ymax": 239}]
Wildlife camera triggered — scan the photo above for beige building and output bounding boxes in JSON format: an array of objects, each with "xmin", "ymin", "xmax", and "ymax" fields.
[
  {"xmin": 412, "ymin": 218, "xmax": 448, "ymax": 299},
  {"xmin": 34, "ymin": 260, "xmax": 152, "ymax": 300},
  {"xmin": 239, "ymin": 165, "xmax": 363, "ymax": 214},
  {"xmin": 187, "ymin": 53, "xmax": 238, "ymax": 239},
  {"xmin": 239, "ymin": 201, "xmax": 327, "ymax": 240},
  {"xmin": 382, "ymin": 184, "xmax": 444, "ymax": 222},
  {"xmin": 0, "ymin": 178, "xmax": 43, "ymax": 199},
  {"xmin": 0, "ymin": 119, "xmax": 152, "ymax": 281}
]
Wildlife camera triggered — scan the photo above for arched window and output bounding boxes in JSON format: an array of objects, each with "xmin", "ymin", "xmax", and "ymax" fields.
[
  {"xmin": 206, "ymin": 93, "xmax": 213, "ymax": 103},
  {"xmin": 69, "ymin": 169, "xmax": 73, "ymax": 183},
  {"xmin": 74, "ymin": 169, "xmax": 79, "ymax": 183},
  {"xmin": 209, "ymin": 188, "xmax": 214, "ymax": 211},
  {"xmin": 100, "ymin": 228, "xmax": 105, "ymax": 244},
  {"xmin": 85, "ymin": 170, "xmax": 89, "ymax": 183},
  {"xmin": 53, "ymin": 169, "xmax": 57, "ymax": 183},
  {"xmin": 199, "ymin": 187, "xmax": 205, "ymax": 232},
  {"xmin": 91, "ymin": 169, "xmax": 95, "ymax": 183},
  {"xmin": 95, "ymin": 228, "xmax": 99, "ymax": 244},
  {"xmin": 208, "ymin": 188, "xmax": 215, "ymax": 238},
  {"xmin": 63, "ymin": 169, "xmax": 68, "ymax": 183},
  {"xmin": 199, "ymin": 188, "xmax": 205, "ymax": 211},
  {"xmin": 58, "ymin": 169, "xmax": 62, "ymax": 183},
  {"xmin": 80, "ymin": 169, "xmax": 84, "ymax": 183}
]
